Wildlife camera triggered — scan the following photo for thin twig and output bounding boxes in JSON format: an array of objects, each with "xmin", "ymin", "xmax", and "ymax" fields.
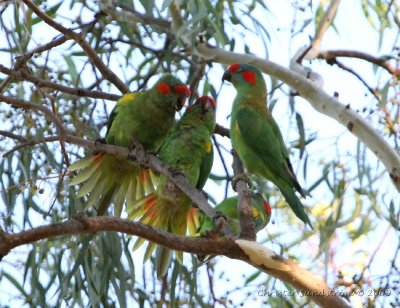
[
  {"xmin": 326, "ymin": 58, "xmax": 382, "ymax": 104},
  {"xmin": 2, "ymin": 136, "xmax": 61, "ymax": 157},
  {"xmin": 21, "ymin": 0, "xmax": 129, "ymax": 94},
  {"xmin": 0, "ymin": 94, "xmax": 67, "ymax": 137},
  {"xmin": 0, "ymin": 130, "xmax": 27, "ymax": 143},
  {"xmin": 0, "ymin": 64, "xmax": 120, "ymax": 101},
  {"xmin": 318, "ymin": 50, "xmax": 400, "ymax": 77}
]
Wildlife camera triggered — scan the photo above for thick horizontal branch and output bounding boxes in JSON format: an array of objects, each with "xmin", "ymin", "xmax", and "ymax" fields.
[
  {"xmin": 318, "ymin": 50, "xmax": 400, "ymax": 77},
  {"xmin": 0, "ymin": 217, "xmax": 350, "ymax": 307}
]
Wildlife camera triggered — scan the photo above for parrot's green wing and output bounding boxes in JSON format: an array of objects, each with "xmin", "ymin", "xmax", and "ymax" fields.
[
  {"xmin": 196, "ymin": 143, "xmax": 214, "ymax": 189},
  {"xmin": 236, "ymin": 108, "xmax": 304, "ymax": 195}
]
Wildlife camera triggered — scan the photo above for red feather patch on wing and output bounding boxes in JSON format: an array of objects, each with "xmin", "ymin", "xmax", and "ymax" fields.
[
  {"xmin": 157, "ymin": 83, "xmax": 172, "ymax": 94},
  {"xmin": 263, "ymin": 199, "xmax": 272, "ymax": 216},
  {"xmin": 175, "ymin": 84, "xmax": 191, "ymax": 97},
  {"xmin": 242, "ymin": 71, "xmax": 256, "ymax": 85},
  {"xmin": 228, "ymin": 63, "xmax": 241, "ymax": 73}
]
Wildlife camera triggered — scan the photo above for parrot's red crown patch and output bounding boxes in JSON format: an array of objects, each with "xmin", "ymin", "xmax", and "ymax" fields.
[
  {"xmin": 242, "ymin": 71, "xmax": 256, "ymax": 85},
  {"xmin": 228, "ymin": 63, "xmax": 241, "ymax": 73},
  {"xmin": 263, "ymin": 199, "xmax": 271, "ymax": 216},
  {"xmin": 175, "ymin": 84, "xmax": 191, "ymax": 97},
  {"xmin": 198, "ymin": 95, "xmax": 216, "ymax": 109},
  {"xmin": 157, "ymin": 83, "xmax": 172, "ymax": 94}
]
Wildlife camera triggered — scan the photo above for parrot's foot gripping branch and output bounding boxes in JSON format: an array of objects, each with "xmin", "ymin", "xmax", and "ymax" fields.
[
  {"xmin": 231, "ymin": 173, "xmax": 252, "ymax": 192},
  {"xmin": 128, "ymin": 136, "xmax": 149, "ymax": 165}
]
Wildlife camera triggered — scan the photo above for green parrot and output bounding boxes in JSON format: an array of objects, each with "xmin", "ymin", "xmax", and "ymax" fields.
[
  {"xmin": 127, "ymin": 95, "xmax": 216, "ymax": 278},
  {"xmin": 222, "ymin": 64, "xmax": 312, "ymax": 228},
  {"xmin": 198, "ymin": 193, "xmax": 271, "ymax": 235},
  {"xmin": 68, "ymin": 75, "xmax": 191, "ymax": 216}
]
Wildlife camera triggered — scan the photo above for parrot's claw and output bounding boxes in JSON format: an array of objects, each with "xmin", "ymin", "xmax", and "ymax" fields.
[
  {"xmin": 232, "ymin": 173, "xmax": 252, "ymax": 191},
  {"xmin": 72, "ymin": 211, "xmax": 90, "ymax": 227},
  {"xmin": 93, "ymin": 138, "xmax": 106, "ymax": 154},
  {"xmin": 168, "ymin": 167, "xmax": 185, "ymax": 179},
  {"xmin": 199, "ymin": 212, "xmax": 227, "ymax": 239},
  {"xmin": 128, "ymin": 136, "xmax": 149, "ymax": 164},
  {"xmin": 213, "ymin": 211, "xmax": 228, "ymax": 231},
  {"xmin": 95, "ymin": 138, "xmax": 106, "ymax": 145}
]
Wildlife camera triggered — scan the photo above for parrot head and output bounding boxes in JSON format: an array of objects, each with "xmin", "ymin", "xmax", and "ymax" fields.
[
  {"xmin": 155, "ymin": 75, "xmax": 191, "ymax": 110},
  {"xmin": 184, "ymin": 96, "xmax": 216, "ymax": 132},
  {"xmin": 186, "ymin": 95, "xmax": 216, "ymax": 113},
  {"xmin": 222, "ymin": 64, "xmax": 266, "ymax": 92}
]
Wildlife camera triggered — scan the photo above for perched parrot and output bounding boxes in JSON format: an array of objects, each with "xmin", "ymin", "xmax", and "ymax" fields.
[
  {"xmin": 198, "ymin": 193, "xmax": 271, "ymax": 235},
  {"xmin": 222, "ymin": 64, "xmax": 312, "ymax": 228},
  {"xmin": 68, "ymin": 75, "xmax": 191, "ymax": 216},
  {"xmin": 127, "ymin": 95, "xmax": 216, "ymax": 278}
]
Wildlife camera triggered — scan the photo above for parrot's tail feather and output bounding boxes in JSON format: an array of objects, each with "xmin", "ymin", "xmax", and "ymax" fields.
[
  {"xmin": 279, "ymin": 184, "xmax": 313, "ymax": 229},
  {"xmin": 127, "ymin": 194, "xmax": 157, "ymax": 219},
  {"xmin": 126, "ymin": 178, "xmax": 137, "ymax": 208},
  {"xmin": 143, "ymin": 242, "xmax": 157, "ymax": 263},
  {"xmin": 187, "ymin": 207, "xmax": 200, "ymax": 235},
  {"xmin": 84, "ymin": 181, "xmax": 105, "ymax": 211},
  {"xmin": 139, "ymin": 169, "xmax": 156, "ymax": 196},
  {"xmin": 68, "ymin": 155, "xmax": 99, "ymax": 171},
  {"xmin": 69, "ymin": 153, "xmax": 143, "ymax": 215},
  {"xmin": 112, "ymin": 180, "xmax": 130, "ymax": 216},
  {"xmin": 175, "ymin": 251, "xmax": 183, "ymax": 264},
  {"xmin": 76, "ymin": 171, "xmax": 102, "ymax": 198},
  {"xmin": 156, "ymin": 245, "xmax": 172, "ymax": 278},
  {"xmin": 69, "ymin": 160, "xmax": 101, "ymax": 185}
]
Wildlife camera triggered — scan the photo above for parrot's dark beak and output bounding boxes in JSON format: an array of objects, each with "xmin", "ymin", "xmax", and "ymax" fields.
[
  {"xmin": 222, "ymin": 71, "xmax": 232, "ymax": 82},
  {"xmin": 176, "ymin": 95, "xmax": 187, "ymax": 111}
]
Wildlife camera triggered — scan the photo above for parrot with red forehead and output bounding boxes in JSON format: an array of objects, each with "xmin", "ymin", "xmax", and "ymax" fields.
[
  {"xmin": 68, "ymin": 75, "xmax": 191, "ymax": 216},
  {"xmin": 222, "ymin": 64, "xmax": 312, "ymax": 228},
  {"xmin": 127, "ymin": 95, "xmax": 216, "ymax": 278},
  {"xmin": 198, "ymin": 193, "xmax": 271, "ymax": 235}
]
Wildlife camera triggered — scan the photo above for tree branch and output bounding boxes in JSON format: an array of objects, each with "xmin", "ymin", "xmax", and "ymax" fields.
[
  {"xmin": 231, "ymin": 150, "xmax": 255, "ymax": 240},
  {"xmin": 311, "ymin": 0, "xmax": 341, "ymax": 56},
  {"xmin": 0, "ymin": 217, "xmax": 350, "ymax": 308},
  {"xmin": 0, "ymin": 94, "xmax": 67, "ymax": 137},
  {"xmin": 318, "ymin": 50, "xmax": 400, "ymax": 77},
  {"xmin": 21, "ymin": 0, "xmax": 129, "ymax": 94},
  {"xmin": 2, "ymin": 136, "xmax": 61, "ymax": 157},
  {"xmin": 0, "ymin": 64, "xmax": 120, "ymax": 100},
  {"xmin": 3, "ymin": 213, "xmax": 347, "ymax": 306}
]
